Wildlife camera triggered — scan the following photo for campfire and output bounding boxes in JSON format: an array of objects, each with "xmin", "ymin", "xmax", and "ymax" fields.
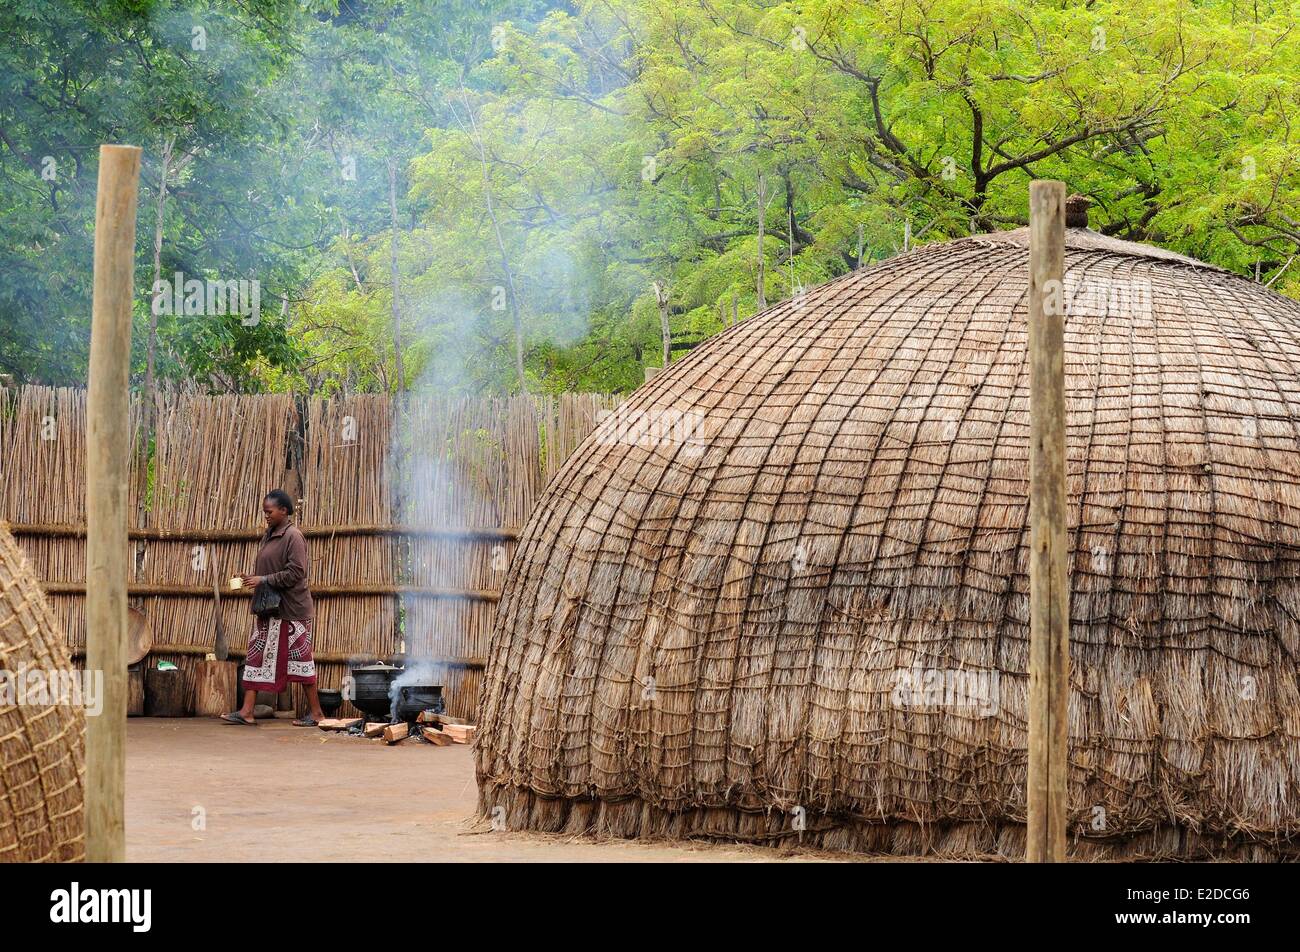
[
  {"xmin": 348, "ymin": 662, "xmax": 447, "ymax": 722},
  {"xmin": 311, "ymin": 661, "xmax": 475, "ymax": 747}
]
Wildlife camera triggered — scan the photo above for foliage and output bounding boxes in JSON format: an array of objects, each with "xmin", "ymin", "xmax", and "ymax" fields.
[{"xmin": 3, "ymin": 1, "xmax": 1300, "ymax": 393}]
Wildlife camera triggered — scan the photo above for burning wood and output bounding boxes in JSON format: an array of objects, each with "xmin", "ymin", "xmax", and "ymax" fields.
[{"xmin": 320, "ymin": 708, "xmax": 467, "ymax": 748}]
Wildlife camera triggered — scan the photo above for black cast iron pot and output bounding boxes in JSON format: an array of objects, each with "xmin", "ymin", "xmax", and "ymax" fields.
[
  {"xmin": 317, "ymin": 689, "xmax": 343, "ymax": 717},
  {"xmin": 347, "ymin": 663, "xmax": 446, "ymax": 722},
  {"xmin": 348, "ymin": 663, "xmax": 400, "ymax": 720},
  {"xmin": 394, "ymin": 684, "xmax": 445, "ymax": 720}
]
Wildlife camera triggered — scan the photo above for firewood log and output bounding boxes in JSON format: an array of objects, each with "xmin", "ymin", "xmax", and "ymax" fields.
[{"xmin": 382, "ymin": 723, "xmax": 409, "ymax": 744}]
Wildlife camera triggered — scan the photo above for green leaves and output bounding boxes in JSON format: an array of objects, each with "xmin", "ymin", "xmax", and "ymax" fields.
[{"xmin": 5, "ymin": 0, "xmax": 1300, "ymax": 392}]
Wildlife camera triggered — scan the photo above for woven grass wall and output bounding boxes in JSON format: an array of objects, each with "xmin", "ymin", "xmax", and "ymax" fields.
[
  {"xmin": 0, "ymin": 387, "xmax": 145, "ymax": 650},
  {"xmin": 0, "ymin": 386, "xmax": 617, "ymax": 720}
]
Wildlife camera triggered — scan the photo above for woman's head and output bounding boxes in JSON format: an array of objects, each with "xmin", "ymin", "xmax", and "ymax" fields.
[{"xmin": 262, "ymin": 489, "xmax": 294, "ymax": 528}]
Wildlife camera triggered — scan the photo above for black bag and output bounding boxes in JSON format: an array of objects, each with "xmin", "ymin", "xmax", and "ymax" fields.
[{"xmin": 250, "ymin": 580, "xmax": 281, "ymax": 618}]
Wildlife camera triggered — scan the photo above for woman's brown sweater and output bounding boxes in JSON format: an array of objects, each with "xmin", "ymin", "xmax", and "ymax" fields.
[{"xmin": 253, "ymin": 521, "xmax": 314, "ymax": 621}]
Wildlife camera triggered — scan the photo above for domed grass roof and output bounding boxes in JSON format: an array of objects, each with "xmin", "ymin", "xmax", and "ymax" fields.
[
  {"xmin": 0, "ymin": 523, "xmax": 84, "ymax": 862},
  {"xmin": 477, "ymin": 228, "xmax": 1300, "ymax": 859}
]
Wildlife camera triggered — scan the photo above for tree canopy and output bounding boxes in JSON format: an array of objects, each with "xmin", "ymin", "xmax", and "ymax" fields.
[{"xmin": 2, "ymin": 0, "xmax": 1299, "ymax": 394}]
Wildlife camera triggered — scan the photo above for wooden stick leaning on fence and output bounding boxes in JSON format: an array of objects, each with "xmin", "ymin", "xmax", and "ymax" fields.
[{"xmin": 85, "ymin": 144, "xmax": 142, "ymax": 864}]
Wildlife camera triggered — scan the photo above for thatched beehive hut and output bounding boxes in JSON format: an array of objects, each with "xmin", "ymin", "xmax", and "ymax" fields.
[
  {"xmin": 0, "ymin": 522, "xmax": 84, "ymax": 861},
  {"xmin": 476, "ymin": 222, "xmax": 1300, "ymax": 860}
]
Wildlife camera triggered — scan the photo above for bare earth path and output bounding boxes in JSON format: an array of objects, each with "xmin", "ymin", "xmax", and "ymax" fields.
[{"xmin": 125, "ymin": 718, "xmax": 844, "ymax": 862}]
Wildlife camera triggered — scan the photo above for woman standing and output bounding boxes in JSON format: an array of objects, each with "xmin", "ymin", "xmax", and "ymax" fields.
[{"xmin": 220, "ymin": 490, "xmax": 327, "ymax": 727}]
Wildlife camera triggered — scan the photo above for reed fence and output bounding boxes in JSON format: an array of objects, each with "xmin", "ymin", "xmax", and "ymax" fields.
[{"xmin": 0, "ymin": 386, "xmax": 620, "ymax": 717}]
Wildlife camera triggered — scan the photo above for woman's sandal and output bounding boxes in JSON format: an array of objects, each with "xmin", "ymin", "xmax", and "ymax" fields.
[
  {"xmin": 292, "ymin": 716, "xmax": 319, "ymax": 727},
  {"xmin": 220, "ymin": 712, "xmax": 255, "ymax": 725}
]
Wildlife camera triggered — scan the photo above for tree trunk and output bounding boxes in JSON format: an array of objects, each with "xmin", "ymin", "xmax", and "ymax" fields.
[
  {"xmin": 137, "ymin": 137, "xmax": 176, "ymax": 601},
  {"xmin": 339, "ymin": 212, "xmax": 366, "ymax": 293},
  {"xmin": 147, "ymin": 135, "xmax": 173, "ymax": 412},
  {"xmin": 387, "ymin": 159, "xmax": 406, "ymax": 393},
  {"xmin": 788, "ymin": 203, "xmax": 796, "ymax": 293},
  {"xmin": 653, "ymin": 281, "xmax": 671, "ymax": 368}
]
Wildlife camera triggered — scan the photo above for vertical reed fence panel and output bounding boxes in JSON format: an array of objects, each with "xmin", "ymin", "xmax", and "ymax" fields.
[
  {"xmin": 299, "ymin": 394, "xmax": 395, "ymax": 717},
  {"xmin": 141, "ymin": 392, "xmax": 298, "ymax": 704},
  {"xmin": 0, "ymin": 387, "xmax": 145, "ymax": 649},
  {"xmin": 0, "ymin": 385, "xmax": 621, "ymax": 719},
  {"xmin": 395, "ymin": 395, "xmax": 533, "ymax": 718},
  {"xmin": 396, "ymin": 392, "xmax": 620, "ymax": 717}
]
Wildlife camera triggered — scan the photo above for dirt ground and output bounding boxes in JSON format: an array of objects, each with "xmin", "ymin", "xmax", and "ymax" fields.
[{"xmin": 125, "ymin": 717, "xmax": 844, "ymax": 862}]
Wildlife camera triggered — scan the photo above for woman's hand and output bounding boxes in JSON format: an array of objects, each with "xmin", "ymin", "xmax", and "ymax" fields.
[{"xmin": 241, "ymin": 575, "xmax": 264, "ymax": 587}]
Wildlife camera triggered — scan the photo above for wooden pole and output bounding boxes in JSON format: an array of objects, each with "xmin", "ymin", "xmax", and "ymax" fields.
[
  {"xmin": 1027, "ymin": 179, "xmax": 1070, "ymax": 862},
  {"xmin": 86, "ymin": 143, "xmax": 142, "ymax": 863},
  {"xmin": 211, "ymin": 551, "xmax": 228, "ymax": 661}
]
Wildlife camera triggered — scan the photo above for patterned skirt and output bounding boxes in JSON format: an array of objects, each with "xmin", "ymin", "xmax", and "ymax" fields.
[{"xmin": 241, "ymin": 616, "xmax": 316, "ymax": 691}]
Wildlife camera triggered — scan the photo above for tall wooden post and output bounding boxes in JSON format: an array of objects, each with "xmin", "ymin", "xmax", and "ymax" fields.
[
  {"xmin": 86, "ymin": 144, "xmax": 142, "ymax": 863},
  {"xmin": 1027, "ymin": 179, "xmax": 1070, "ymax": 863}
]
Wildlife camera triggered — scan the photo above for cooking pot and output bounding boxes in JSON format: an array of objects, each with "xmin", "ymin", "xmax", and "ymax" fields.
[
  {"xmin": 348, "ymin": 663, "xmax": 399, "ymax": 720},
  {"xmin": 347, "ymin": 663, "xmax": 446, "ymax": 722}
]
